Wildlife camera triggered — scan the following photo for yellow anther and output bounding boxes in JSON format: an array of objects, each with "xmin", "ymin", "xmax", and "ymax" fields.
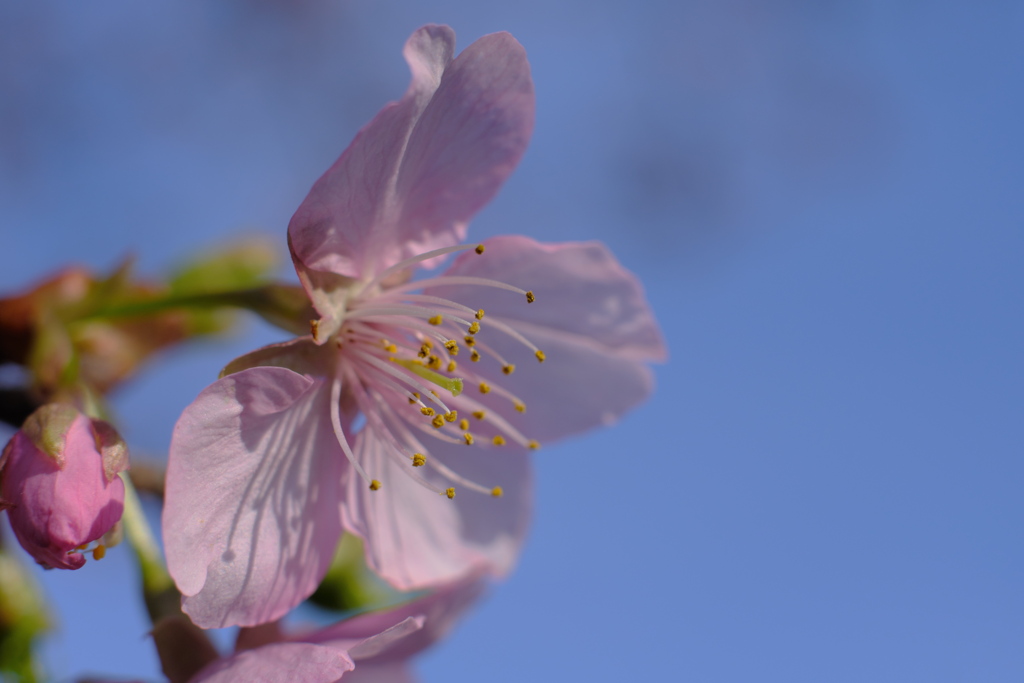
[
  {"xmin": 444, "ymin": 410, "xmax": 458, "ymax": 423},
  {"xmin": 472, "ymin": 410, "xmax": 486, "ymax": 420},
  {"xmin": 428, "ymin": 314, "xmax": 443, "ymax": 326},
  {"xmin": 427, "ymin": 355, "xmax": 442, "ymax": 370},
  {"xmin": 446, "ymin": 487, "xmax": 457, "ymax": 499},
  {"xmin": 525, "ymin": 291, "xmax": 535, "ymax": 303},
  {"xmin": 475, "ymin": 309, "xmax": 485, "ymax": 320},
  {"xmin": 423, "ymin": 339, "xmax": 433, "ymax": 348},
  {"xmin": 492, "ymin": 435, "xmax": 506, "ymax": 446},
  {"xmin": 92, "ymin": 545, "xmax": 106, "ymax": 561},
  {"xmin": 385, "ymin": 344, "xmax": 397, "ymax": 353},
  {"xmin": 527, "ymin": 440, "xmax": 540, "ymax": 450},
  {"xmin": 470, "ymin": 349, "xmax": 481, "ymax": 362},
  {"xmin": 459, "ymin": 418, "xmax": 470, "ymax": 431},
  {"xmin": 432, "ymin": 415, "xmax": 445, "ymax": 429},
  {"xmin": 463, "ymin": 335, "xmax": 476, "ymax": 347},
  {"xmin": 475, "ymin": 244, "xmax": 485, "ymax": 255},
  {"xmin": 491, "ymin": 486, "xmax": 504, "ymax": 497},
  {"xmin": 310, "ymin": 319, "xmax": 320, "ymax": 341},
  {"xmin": 447, "ymin": 360, "xmax": 457, "ymax": 372},
  {"xmin": 420, "ymin": 406, "xmax": 435, "ymax": 416},
  {"xmin": 502, "ymin": 364, "xmax": 515, "ymax": 375},
  {"xmin": 412, "ymin": 453, "xmax": 426, "ymax": 467},
  {"xmin": 418, "ymin": 345, "xmax": 430, "ymax": 358},
  {"xmin": 467, "ymin": 321, "xmax": 481, "ymax": 335},
  {"xmin": 479, "ymin": 382, "xmax": 491, "ymax": 394},
  {"xmin": 369, "ymin": 480, "xmax": 382, "ymax": 491},
  {"xmin": 408, "ymin": 392, "xmax": 420, "ymax": 404},
  {"xmin": 535, "ymin": 350, "xmax": 546, "ymax": 363},
  {"xmin": 75, "ymin": 544, "xmax": 88, "ymax": 551},
  {"xmin": 514, "ymin": 402, "xmax": 526, "ymax": 413},
  {"xmin": 463, "ymin": 433, "xmax": 474, "ymax": 445}
]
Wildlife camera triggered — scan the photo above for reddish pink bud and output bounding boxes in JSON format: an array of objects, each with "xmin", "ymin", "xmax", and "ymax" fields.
[{"xmin": 0, "ymin": 404, "xmax": 128, "ymax": 569}]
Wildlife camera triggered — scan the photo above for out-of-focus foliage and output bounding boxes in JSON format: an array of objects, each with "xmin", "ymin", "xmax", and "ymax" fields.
[
  {"xmin": 0, "ymin": 238, "xmax": 282, "ymax": 426},
  {"xmin": 307, "ymin": 534, "xmax": 397, "ymax": 615},
  {"xmin": 167, "ymin": 237, "xmax": 280, "ymax": 336},
  {"xmin": 0, "ymin": 548, "xmax": 50, "ymax": 683}
]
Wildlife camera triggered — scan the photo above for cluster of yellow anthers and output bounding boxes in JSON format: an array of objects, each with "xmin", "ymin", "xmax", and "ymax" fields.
[
  {"xmin": 71, "ymin": 542, "xmax": 107, "ymax": 561},
  {"xmin": 326, "ymin": 243, "xmax": 547, "ymax": 502}
]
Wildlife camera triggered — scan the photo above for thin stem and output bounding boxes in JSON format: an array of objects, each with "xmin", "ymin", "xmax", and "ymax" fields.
[
  {"xmin": 80, "ymin": 283, "xmax": 315, "ymax": 336},
  {"xmin": 120, "ymin": 474, "xmax": 178, "ymax": 624}
]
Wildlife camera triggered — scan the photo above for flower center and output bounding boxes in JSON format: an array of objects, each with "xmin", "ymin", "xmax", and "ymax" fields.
[{"xmin": 323, "ymin": 244, "xmax": 544, "ymax": 500}]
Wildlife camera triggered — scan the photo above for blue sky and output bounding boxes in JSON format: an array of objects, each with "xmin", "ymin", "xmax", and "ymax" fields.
[{"xmin": 2, "ymin": 1, "xmax": 1022, "ymax": 681}]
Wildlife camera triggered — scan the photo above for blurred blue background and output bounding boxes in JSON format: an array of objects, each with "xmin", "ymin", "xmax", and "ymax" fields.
[{"xmin": 2, "ymin": 1, "xmax": 1023, "ymax": 681}]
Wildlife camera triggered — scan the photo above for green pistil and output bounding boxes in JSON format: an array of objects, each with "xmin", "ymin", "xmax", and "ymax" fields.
[{"xmin": 391, "ymin": 358, "xmax": 463, "ymax": 396}]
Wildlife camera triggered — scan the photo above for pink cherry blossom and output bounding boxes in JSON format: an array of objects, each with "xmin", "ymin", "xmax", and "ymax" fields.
[
  {"xmin": 0, "ymin": 404, "xmax": 127, "ymax": 569},
  {"xmin": 163, "ymin": 24, "xmax": 665, "ymax": 629}
]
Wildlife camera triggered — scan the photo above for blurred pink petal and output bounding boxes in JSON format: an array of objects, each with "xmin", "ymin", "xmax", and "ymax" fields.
[
  {"xmin": 190, "ymin": 642, "xmax": 354, "ymax": 683},
  {"xmin": 193, "ymin": 577, "xmax": 482, "ymax": 683},
  {"xmin": 303, "ymin": 574, "xmax": 485, "ymax": 662}
]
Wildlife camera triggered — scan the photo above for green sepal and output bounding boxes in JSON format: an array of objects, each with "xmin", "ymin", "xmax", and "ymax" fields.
[
  {"xmin": 20, "ymin": 404, "xmax": 79, "ymax": 466},
  {"xmin": 307, "ymin": 534, "xmax": 396, "ymax": 613},
  {"xmin": 89, "ymin": 418, "xmax": 129, "ymax": 483}
]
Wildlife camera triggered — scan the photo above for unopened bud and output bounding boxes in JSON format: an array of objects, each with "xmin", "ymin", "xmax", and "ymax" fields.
[{"xmin": 0, "ymin": 405, "xmax": 128, "ymax": 569}]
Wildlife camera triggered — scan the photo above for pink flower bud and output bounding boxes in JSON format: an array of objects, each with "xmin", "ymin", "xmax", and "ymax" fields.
[{"xmin": 0, "ymin": 404, "xmax": 128, "ymax": 569}]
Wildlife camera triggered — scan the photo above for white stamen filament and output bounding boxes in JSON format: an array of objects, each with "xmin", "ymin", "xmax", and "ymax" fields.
[
  {"xmin": 383, "ymin": 275, "xmax": 529, "ymax": 298},
  {"xmin": 471, "ymin": 315, "xmax": 542, "ymax": 353},
  {"xmin": 348, "ymin": 348, "xmax": 453, "ymax": 414},
  {"xmin": 370, "ymin": 391, "xmax": 498, "ymax": 496},
  {"xmin": 357, "ymin": 243, "xmax": 483, "ymax": 296},
  {"xmin": 330, "ymin": 377, "xmax": 374, "ymax": 485},
  {"xmin": 354, "ymin": 362, "xmax": 434, "ymax": 411},
  {"xmin": 345, "ymin": 306, "xmax": 476, "ymax": 342},
  {"xmin": 467, "ymin": 338, "xmax": 514, "ymax": 369},
  {"xmin": 373, "ymin": 292, "xmax": 479, "ymax": 317},
  {"xmin": 317, "ymin": 242, "xmax": 546, "ymax": 500},
  {"xmin": 447, "ymin": 393, "xmax": 533, "ymax": 448},
  {"xmin": 345, "ymin": 368, "xmax": 452, "ymax": 497}
]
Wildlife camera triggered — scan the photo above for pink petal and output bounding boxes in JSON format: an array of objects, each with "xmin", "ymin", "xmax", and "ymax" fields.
[
  {"xmin": 340, "ymin": 427, "xmax": 531, "ymax": 591},
  {"xmin": 391, "ymin": 31, "xmax": 534, "ymax": 265},
  {"xmin": 288, "ymin": 24, "xmax": 453, "ymax": 281},
  {"xmin": 288, "ymin": 25, "xmax": 534, "ymax": 283},
  {"xmin": 190, "ymin": 642, "xmax": 354, "ymax": 683},
  {"xmin": 304, "ymin": 576, "xmax": 486, "ymax": 664},
  {"xmin": 341, "ymin": 662, "xmax": 415, "ymax": 683},
  {"xmin": 219, "ymin": 336, "xmax": 333, "ymax": 378},
  {"xmin": 425, "ymin": 236, "xmax": 666, "ymax": 442},
  {"xmin": 303, "ymin": 615, "xmax": 425, "ymax": 662},
  {"xmin": 431, "ymin": 235, "xmax": 666, "ymax": 361},
  {"xmin": 163, "ymin": 367, "xmax": 345, "ymax": 628}
]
